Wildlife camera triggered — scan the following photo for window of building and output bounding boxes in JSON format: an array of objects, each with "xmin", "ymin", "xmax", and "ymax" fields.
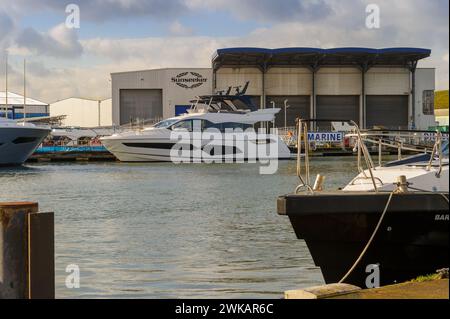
[{"xmin": 422, "ymin": 90, "xmax": 435, "ymax": 115}]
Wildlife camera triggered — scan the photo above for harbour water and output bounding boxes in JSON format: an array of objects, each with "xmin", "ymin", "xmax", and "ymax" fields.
[{"xmin": 0, "ymin": 158, "xmax": 358, "ymax": 298}]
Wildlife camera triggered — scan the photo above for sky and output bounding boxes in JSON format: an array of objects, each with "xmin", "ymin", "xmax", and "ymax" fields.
[{"xmin": 0, "ymin": 0, "xmax": 448, "ymax": 103}]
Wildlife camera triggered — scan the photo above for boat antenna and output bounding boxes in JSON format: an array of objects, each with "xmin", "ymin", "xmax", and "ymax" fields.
[
  {"xmin": 23, "ymin": 59, "xmax": 27, "ymax": 122},
  {"xmin": 4, "ymin": 53, "xmax": 8, "ymax": 119}
]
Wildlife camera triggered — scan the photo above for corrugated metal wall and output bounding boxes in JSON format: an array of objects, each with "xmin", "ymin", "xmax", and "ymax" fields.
[
  {"xmin": 266, "ymin": 95, "xmax": 310, "ymax": 128},
  {"xmin": 316, "ymin": 95, "xmax": 359, "ymax": 130},
  {"xmin": 119, "ymin": 89, "xmax": 163, "ymax": 125},
  {"xmin": 366, "ymin": 95, "xmax": 409, "ymax": 129}
]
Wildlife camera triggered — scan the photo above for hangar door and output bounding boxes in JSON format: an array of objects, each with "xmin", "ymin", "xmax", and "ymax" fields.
[
  {"xmin": 266, "ymin": 96, "xmax": 310, "ymax": 128},
  {"xmin": 366, "ymin": 95, "xmax": 409, "ymax": 129},
  {"xmin": 316, "ymin": 95, "xmax": 360, "ymax": 131},
  {"xmin": 120, "ymin": 89, "xmax": 163, "ymax": 125}
]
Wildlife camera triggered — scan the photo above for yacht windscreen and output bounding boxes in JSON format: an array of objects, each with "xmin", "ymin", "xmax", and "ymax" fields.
[
  {"xmin": 153, "ymin": 119, "xmax": 179, "ymax": 128},
  {"xmin": 442, "ymin": 141, "xmax": 449, "ymax": 156}
]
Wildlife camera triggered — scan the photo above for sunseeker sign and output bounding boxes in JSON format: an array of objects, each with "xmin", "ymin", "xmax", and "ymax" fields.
[{"xmin": 172, "ymin": 72, "xmax": 208, "ymax": 89}]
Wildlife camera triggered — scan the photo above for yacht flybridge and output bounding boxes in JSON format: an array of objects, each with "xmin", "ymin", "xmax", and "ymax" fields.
[
  {"xmin": 278, "ymin": 119, "xmax": 448, "ymax": 288},
  {"xmin": 0, "ymin": 118, "xmax": 50, "ymax": 166},
  {"xmin": 101, "ymin": 94, "xmax": 292, "ymax": 162}
]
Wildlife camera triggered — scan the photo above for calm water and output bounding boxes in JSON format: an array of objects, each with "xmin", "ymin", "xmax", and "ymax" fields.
[{"xmin": 0, "ymin": 158, "xmax": 358, "ymax": 299}]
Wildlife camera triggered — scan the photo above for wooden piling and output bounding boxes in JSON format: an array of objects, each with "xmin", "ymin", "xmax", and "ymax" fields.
[{"xmin": 0, "ymin": 202, "xmax": 54, "ymax": 299}]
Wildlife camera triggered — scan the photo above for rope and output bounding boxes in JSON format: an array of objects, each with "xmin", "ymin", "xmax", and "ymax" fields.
[
  {"xmin": 338, "ymin": 191, "xmax": 395, "ymax": 284},
  {"xmin": 440, "ymin": 194, "xmax": 449, "ymax": 204}
]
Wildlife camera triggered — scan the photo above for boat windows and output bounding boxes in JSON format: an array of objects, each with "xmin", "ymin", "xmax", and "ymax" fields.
[
  {"xmin": 171, "ymin": 120, "xmax": 193, "ymax": 132},
  {"xmin": 123, "ymin": 142, "xmax": 195, "ymax": 151},
  {"xmin": 12, "ymin": 137, "xmax": 39, "ymax": 144},
  {"xmin": 202, "ymin": 120, "xmax": 253, "ymax": 132},
  {"xmin": 153, "ymin": 119, "xmax": 179, "ymax": 129},
  {"xmin": 123, "ymin": 142, "xmax": 177, "ymax": 149},
  {"xmin": 205, "ymin": 145, "xmax": 241, "ymax": 156}
]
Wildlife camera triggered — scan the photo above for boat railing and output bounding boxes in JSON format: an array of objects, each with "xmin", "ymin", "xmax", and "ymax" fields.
[
  {"xmin": 119, "ymin": 117, "xmax": 164, "ymax": 131},
  {"xmin": 294, "ymin": 119, "xmax": 448, "ymax": 194},
  {"xmin": 349, "ymin": 130, "xmax": 444, "ymax": 189},
  {"xmin": 277, "ymin": 126, "xmax": 297, "ymax": 146},
  {"xmin": 427, "ymin": 131, "xmax": 444, "ymax": 177},
  {"xmin": 294, "ymin": 119, "xmax": 380, "ymax": 193},
  {"xmin": 345, "ymin": 131, "xmax": 445, "ymax": 169}
]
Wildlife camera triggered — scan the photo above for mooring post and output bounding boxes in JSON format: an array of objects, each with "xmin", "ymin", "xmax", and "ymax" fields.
[{"xmin": 0, "ymin": 202, "xmax": 54, "ymax": 299}]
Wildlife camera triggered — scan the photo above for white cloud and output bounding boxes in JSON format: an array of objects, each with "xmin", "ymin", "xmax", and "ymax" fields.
[
  {"xmin": 2, "ymin": 0, "xmax": 189, "ymax": 21},
  {"xmin": 0, "ymin": 10, "xmax": 16, "ymax": 56},
  {"xmin": 15, "ymin": 24, "xmax": 83, "ymax": 58},
  {"xmin": 186, "ymin": 0, "xmax": 333, "ymax": 22}
]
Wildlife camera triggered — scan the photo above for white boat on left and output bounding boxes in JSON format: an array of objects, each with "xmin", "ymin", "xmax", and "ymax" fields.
[{"xmin": 0, "ymin": 118, "xmax": 50, "ymax": 166}]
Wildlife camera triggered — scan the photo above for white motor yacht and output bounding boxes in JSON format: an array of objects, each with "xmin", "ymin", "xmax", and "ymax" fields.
[
  {"xmin": 0, "ymin": 118, "xmax": 51, "ymax": 166},
  {"xmin": 101, "ymin": 95, "xmax": 291, "ymax": 162}
]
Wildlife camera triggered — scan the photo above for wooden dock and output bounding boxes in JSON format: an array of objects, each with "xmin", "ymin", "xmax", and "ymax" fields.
[
  {"xmin": 28, "ymin": 152, "xmax": 116, "ymax": 163},
  {"xmin": 285, "ymin": 279, "xmax": 449, "ymax": 299},
  {"xmin": 28, "ymin": 146, "xmax": 117, "ymax": 162}
]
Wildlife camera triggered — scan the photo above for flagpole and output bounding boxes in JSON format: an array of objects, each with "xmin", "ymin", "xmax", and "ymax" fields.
[
  {"xmin": 5, "ymin": 53, "xmax": 8, "ymax": 119},
  {"xmin": 23, "ymin": 59, "xmax": 26, "ymax": 122}
]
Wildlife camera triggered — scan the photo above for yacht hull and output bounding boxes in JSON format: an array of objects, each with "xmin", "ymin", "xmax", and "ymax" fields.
[
  {"xmin": 277, "ymin": 192, "xmax": 449, "ymax": 287},
  {"xmin": 0, "ymin": 127, "xmax": 50, "ymax": 166},
  {"xmin": 101, "ymin": 137, "xmax": 292, "ymax": 162}
]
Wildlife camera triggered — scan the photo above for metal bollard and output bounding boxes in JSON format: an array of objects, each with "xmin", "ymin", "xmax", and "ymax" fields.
[{"xmin": 0, "ymin": 202, "xmax": 54, "ymax": 299}]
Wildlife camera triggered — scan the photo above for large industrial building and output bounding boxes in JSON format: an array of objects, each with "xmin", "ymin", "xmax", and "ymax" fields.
[
  {"xmin": 0, "ymin": 91, "xmax": 49, "ymax": 119},
  {"xmin": 111, "ymin": 47, "xmax": 436, "ymax": 130},
  {"xmin": 50, "ymin": 97, "xmax": 113, "ymax": 127}
]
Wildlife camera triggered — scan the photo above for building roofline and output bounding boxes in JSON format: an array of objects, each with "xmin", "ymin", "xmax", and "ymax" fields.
[
  {"xmin": 50, "ymin": 97, "xmax": 112, "ymax": 104},
  {"xmin": 111, "ymin": 67, "xmax": 212, "ymax": 76},
  {"xmin": 212, "ymin": 47, "xmax": 432, "ymax": 70},
  {"xmin": 0, "ymin": 91, "xmax": 49, "ymax": 106}
]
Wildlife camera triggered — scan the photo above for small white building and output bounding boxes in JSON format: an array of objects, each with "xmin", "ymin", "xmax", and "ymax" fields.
[
  {"xmin": 50, "ymin": 97, "xmax": 112, "ymax": 128},
  {"xmin": 0, "ymin": 91, "xmax": 49, "ymax": 119}
]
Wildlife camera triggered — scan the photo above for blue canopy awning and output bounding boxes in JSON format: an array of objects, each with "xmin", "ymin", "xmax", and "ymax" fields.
[{"xmin": 212, "ymin": 47, "xmax": 431, "ymax": 70}]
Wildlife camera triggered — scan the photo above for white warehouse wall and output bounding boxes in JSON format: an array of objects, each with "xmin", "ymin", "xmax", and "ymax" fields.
[
  {"xmin": 365, "ymin": 68, "xmax": 410, "ymax": 95},
  {"xmin": 215, "ymin": 68, "xmax": 262, "ymax": 95},
  {"xmin": 163, "ymin": 69, "xmax": 213, "ymax": 119},
  {"xmin": 111, "ymin": 68, "xmax": 212, "ymax": 124},
  {"xmin": 316, "ymin": 67, "xmax": 362, "ymax": 95},
  {"xmin": 99, "ymin": 98, "xmax": 112, "ymax": 127},
  {"xmin": 266, "ymin": 68, "xmax": 312, "ymax": 95},
  {"xmin": 415, "ymin": 68, "xmax": 436, "ymax": 130},
  {"xmin": 50, "ymin": 97, "xmax": 113, "ymax": 127}
]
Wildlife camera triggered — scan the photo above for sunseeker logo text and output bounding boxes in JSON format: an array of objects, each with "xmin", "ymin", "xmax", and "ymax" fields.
[{"xmin": 172, "ymin": 72, "xmax": 208, "ymax": 89}]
